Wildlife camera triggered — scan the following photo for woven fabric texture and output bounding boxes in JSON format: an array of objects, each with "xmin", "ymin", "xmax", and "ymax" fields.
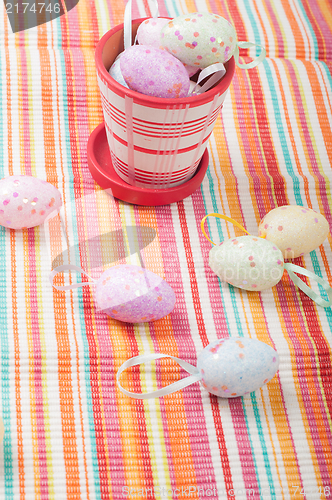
[{"xmin": 0, "ymin": 0, "xmax": 331, "ymax": 499}]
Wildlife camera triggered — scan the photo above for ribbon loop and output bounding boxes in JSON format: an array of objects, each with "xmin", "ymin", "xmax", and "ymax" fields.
[
  {"xmin": 117, "ymin": 353, "xmax": 201, "ymax": 399},
  {"xmin": 284, "ymin": 263, "xmax": 332, "ymax": 308},
  {"xmin": 124, "ymin": 0, "xmax": 160, "ymax": 51},
  {"xmin": 189, "ymin": 63, "xmax": 226, "ymax": 95},
  {"xmin": 49, "ymin": 264, "xmax": 96, "ymax": 291},
  {"xmin": 234, "ymin": 41, "xmax": 266, "ymax": 69},
  {"xmin": 201, "ymin": 213, "xmax": 250, "ymax": 245}
]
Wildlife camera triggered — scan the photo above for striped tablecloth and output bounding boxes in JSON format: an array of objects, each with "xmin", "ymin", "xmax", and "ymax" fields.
[{"xmin": 0, "ymin": 0, "xmax": 331, "ymax": 499}]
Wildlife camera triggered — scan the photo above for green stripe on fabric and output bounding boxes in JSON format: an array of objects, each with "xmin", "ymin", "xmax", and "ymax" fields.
[
  {"xmin": 250, "ymin": 392, "xmax": 275, "ymax": 498},
  {"xmin": 203, "ymin": 164, "xmax": 244, "ymax": 337},
  {"xmin": 0, "ymin": 56, "xmax": 13, "ymax": 498},
  {"xmin": 262, "ymin": 60, "xmax": 303, "ymax": 206}
]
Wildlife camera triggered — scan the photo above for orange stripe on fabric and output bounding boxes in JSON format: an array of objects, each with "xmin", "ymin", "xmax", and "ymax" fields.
[
  {"xmin": 279, "ymin": 0, "xmax": 306, "ymax": 58},
  {"xmin": 184, "ymin": 0, "xmax": 197, "ymax": 13},
  {"xmin": 270, "ymin": 59, "xmax": 311, "ymax": 207},
  {"xmin": 39, "ymin": 45, "xmax": 83, "ymax": 498},
  {"xmin": 51, "ymin": 286, "xmax": 82, "ymax": 499},
  {"xmin": 100, "ymin": 206, "xmax": 146, "ymax": 494},
  {"xmin": 272, "ymin": 281, "xmax": 327, "ymax": 488},
  {"xmin": 282, "ymin": 60, "xmax": 322, "ymax": 183},
  {"xmin": 82, "ymin": 49, "xmax": 104, "ymax": 135},
  {"xmin": 243, "ymin": 293, "xmax": 300, "ymax": 494},
  {"xmin": 302, "ymin": 0, "xmax": 327, "ymax": 59},
  {"xmin": 301, "ymin": 61, "xmax": 332, "ymax": 195},
  {"xmin": 209, "ymin": 116, "xmax": 249, "ymax": 237},
  {"xmin": 251, "ymin": 0, "xmax": 270, "ymax": 57},
  {"xmin": 316, "ymin": 0, "xmax": 332, "ymax": 33},
  {"xmin": 229, "ymin": 70, "xmax": 273, "ymax": 218},
  {"xmin": 135, "ymin": 206, "xmax": 199, "ymax": 493},
  {"xmin": 11, "ymin": 230, "xmax": 25, "ymax": 499},
  {"xmin": 253, "ymin": 0, "xmax": 278, "ymax": 57},
  {"xmin": 5, "ymin": 15, "xmax": 25, "ymax": 496},
  {"xmin": 23, "ymin": 230, "xmax": 41, "ymax": 499}
]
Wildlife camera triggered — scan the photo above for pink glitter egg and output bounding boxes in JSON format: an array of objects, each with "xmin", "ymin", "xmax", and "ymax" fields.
[
  {"xmin": 120, "ymin": 45, "xmax": 190, "ymax": 98},
  {"xmin": 0, "ymin": 175, "xmax": 62, "ymax": 229},
  {"xmin": 136, "ymin": 17, "xmax": 170, "ymax": 46},
  {"xmin": 94, "ymin": 264, "xmax": 176, "ymax": 323}
]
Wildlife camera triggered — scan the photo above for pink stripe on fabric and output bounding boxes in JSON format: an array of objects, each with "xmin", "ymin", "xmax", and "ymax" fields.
[
  {"xmin": 275, "ymin": 280, "xmax": 330, "ymax": 481},
  {"xmin": 70, "ymin": 52, "xmax": 128, "ymax": 494},
  {"xmin": 190, "ymin": 190, "xmax": 262, "ymax": 495},
  {"xmin": 231, "ymin": 73, "xmax": 275, "ymax": 218},
  {"xmin": 28, "ymin": 229, "xmax": 50, "ymax": 500},
  {"xmin": 286, "ymin": 61, "xmax": 332, "ymax": 219},
  {"xmin": 154, "ymin": 204, "xmax": 219, "ymax": 493},
  {"xmin": 19, "ymin": 44, "xmax": 32, "ymax": 176},
  {"xmin": 20, "ymin": 41, "xmax": 49, "ymax": 498},
  {"xmin": 76, "ymin": 196, "xmax": 129, "ymax": 480}
]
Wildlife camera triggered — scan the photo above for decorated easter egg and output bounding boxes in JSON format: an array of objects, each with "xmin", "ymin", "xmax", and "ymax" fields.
[
  {"xmin": 94, "ymin": 264, "xmax": 176, "ymax": 323},
  {"xmin": 0, "ymin": 175, "xmax": 62, "ymax": 229},
  {"xmin": 197, "ymin": 337, "xmax": 279, "ymax": 398},
  {"xmin": 109, "ymin": 53, "xmax": 128, "ymax": 88},
  {"xmin": 184, "ymin": 63, "xmax": 199, "ymax": 77},
  {"xmin": 137, "ymin": 17, "xmax": 170, "ymax": 46},
  {"xmin": 160, "ymin": 12, "xmax": 237, "ymax": 68},
  {"xmin": 258, "ymin": 205, "xmax": 329, "ymax": 259},
  {"xmin": 209, "ymin": 235, "xmax": 284, "ymax": 291},
  {"xmin": 120, "ymin": 45, "xmax": 190, "ymax": 98}
]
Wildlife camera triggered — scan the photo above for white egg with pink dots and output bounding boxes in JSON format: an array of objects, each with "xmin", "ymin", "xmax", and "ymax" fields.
[
  {"xmin": 160, "ymin": 12, "xmax": 237, "ymax": 69},
  {"xmin": 136, "ymin": 17, "xmax": 170, "ymax": 46},
  {"xmin": 208, "ymin": 235, "xmax": 284, "ymax": 291},
  {"xmin": 0, "ymin": 175, "xmax": 62, "ymax": 229},
  {"xmin": 258, "ymin": 205, "xmax": 329, "ymax": 259}
]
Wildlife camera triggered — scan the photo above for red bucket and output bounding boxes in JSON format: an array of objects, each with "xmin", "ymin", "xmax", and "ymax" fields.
[{"xmin": 95, "ymin": 19, "xmax": 235, "ymax": 189}]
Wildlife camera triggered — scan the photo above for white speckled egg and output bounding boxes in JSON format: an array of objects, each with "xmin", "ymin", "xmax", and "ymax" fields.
[
  {"xmin": 94, "ymin": 264, "xmax": 176, "ymax": 323},
  {"xmin": 109, "ymin": 53, "xmax": 128, "ymax": 88},
  {"xmin": 197, "ymin": 337, "xmax": 279, "ymax": 398},
  {"xmin": 0, "ymin": 175, "xmax": 62, "ymax": 229},
  {"xmin": 258, "ymin": 205, "xmax": 329, "ymax": 259},
  {"xmin": 137, "ymin": 17, "xmax": 170, "ymax": 46},
  {"xmin": 160, "ymin": 12, "xmax": 237, "ymax": 68},
  {"xmin": 209, "ymin": 235, "xmax": 284, "ymax": 291},
  {"xmin": 120, "ymin": 45, "xmax": 190, "ymax": 98}
]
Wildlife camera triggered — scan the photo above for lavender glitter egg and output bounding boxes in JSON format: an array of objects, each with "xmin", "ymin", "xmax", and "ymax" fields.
[
  {"xmin": 197, "ymin": 337, "xmax": 279, "ymax": 398},
  {"xmin": 0, "ymin": 175, "xmax": 62, "ymax": 229},
  {"xmin": 120, "ymin": 45, "xmax": 190, "ymax": 98},
  {"xmin": 94, "ymin": 264, "xmax": 176, "ymax": 323}
]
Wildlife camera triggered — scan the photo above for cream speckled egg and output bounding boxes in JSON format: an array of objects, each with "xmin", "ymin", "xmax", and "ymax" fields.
[
  {"xmin": 0, "ymin": 175, "xmax": 62, "ymax": 229},
  {"xmin": 197, "ymin": 337, "xmax": 279, "ymax": 398},
  {"xmin": 209, "ymin": 235, "xmax": 284, "ymax": 291},
  {"xmin": 258, "ymin": 205, "xmax": 329, "ymax": 259},
  {"xmin": 95, "ymin": 264, "xmax": 176, "ymax": 323},
  {"xmin": 160, "ymin": 12, "xmax": 237, "ymax": 68}
]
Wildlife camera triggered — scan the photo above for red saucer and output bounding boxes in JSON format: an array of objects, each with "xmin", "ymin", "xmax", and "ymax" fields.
[{"xmin": 87, "ymin": 123, "xmax": 209, "ymax": 206}]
